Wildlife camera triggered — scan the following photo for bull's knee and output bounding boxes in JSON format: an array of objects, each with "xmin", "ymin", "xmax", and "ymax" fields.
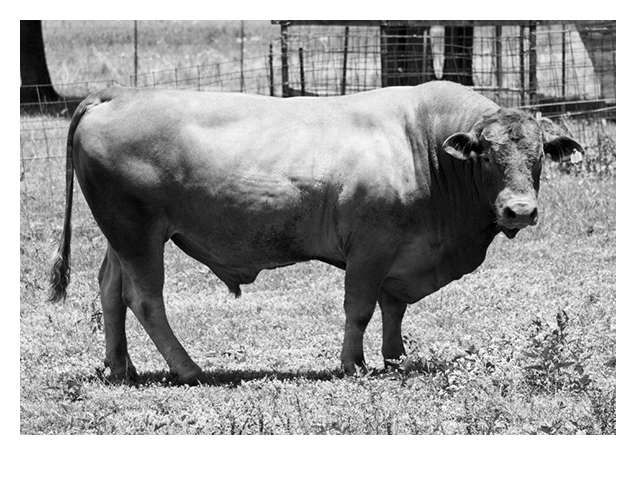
[{"xmin": 120, "ymin": 278, "xmax": 157, "ymax": 319}]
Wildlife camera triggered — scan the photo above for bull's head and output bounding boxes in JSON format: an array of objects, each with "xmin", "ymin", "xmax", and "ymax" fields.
[{"xmin": 442, "ymin": 109, "xmax": 584, "ymax": 238}]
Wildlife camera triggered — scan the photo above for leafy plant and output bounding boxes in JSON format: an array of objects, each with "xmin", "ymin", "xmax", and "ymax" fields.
[{"xmin": 523, "ymin": 309, "xmax": 593, "ymax": 393}]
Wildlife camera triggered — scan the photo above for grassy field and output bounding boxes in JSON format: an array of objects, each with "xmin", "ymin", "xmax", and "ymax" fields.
[
  {"xmin": 20, "ymin": 170, "xmax": 616, "ymax": 434},
  {"xmin": 20, "ymin": 21, "xmax": 616, "ymax": 436}
]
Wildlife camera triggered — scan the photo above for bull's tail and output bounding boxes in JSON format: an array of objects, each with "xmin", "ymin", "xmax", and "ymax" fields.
[{"xmin": 48, "ymin": 98, "xmax": 93, "ymax": 303}]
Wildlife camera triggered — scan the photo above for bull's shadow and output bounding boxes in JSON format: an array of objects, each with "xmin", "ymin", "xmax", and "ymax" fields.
[
  {"xmin": 92, "ymin": 367, "xmax": 346, "ymax": 388},
  {"xmin": 88, "ymin": 360, "xmax": 440, "ymax": 387}
]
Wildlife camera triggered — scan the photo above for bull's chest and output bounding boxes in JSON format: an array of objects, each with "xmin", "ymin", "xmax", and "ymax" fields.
[{"xmin": 383, "ymin": 230, "xmax": 494, "ymax": 304}]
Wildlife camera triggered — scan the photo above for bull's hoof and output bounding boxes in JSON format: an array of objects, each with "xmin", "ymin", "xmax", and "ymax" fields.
[
  {"xmin": 383, "ymin": 355, "xmax": 408, "ymax": 371},
  {"xmin": 174, "ymin": 366, "xmax": 205, "ymax": 386},
  {"xmin": 384, "ymin": 358, "xmax": 402, "ymax": 370},
  {"xmin": 341, "ymin": 361, "xmax": 368, "ymax": 377},
  {"xmin": 104, "ymin": 359, "xmax": 139, "ymax": 383}
]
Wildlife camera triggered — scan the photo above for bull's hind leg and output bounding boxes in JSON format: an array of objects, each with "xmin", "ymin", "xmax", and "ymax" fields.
[
  {"xmin": 115, "ymin": 236, "xmax": 203, "ymax": 385},
  {"xmin": 98, "ymin": 244, "xmax": 138, "ymax": 381}
]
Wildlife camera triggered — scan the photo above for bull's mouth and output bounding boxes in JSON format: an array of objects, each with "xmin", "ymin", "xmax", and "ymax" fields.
[{"xmin": 501, "ymin": 225, "xmax": 520, "ymax": 239}]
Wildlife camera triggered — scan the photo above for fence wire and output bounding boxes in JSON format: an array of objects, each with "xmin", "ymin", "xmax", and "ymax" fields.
[{"xmin": 278, "ymin": 23, "xmax": 615, "ymax": 110}]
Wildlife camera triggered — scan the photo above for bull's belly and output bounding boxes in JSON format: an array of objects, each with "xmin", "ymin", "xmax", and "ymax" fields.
[
  {"xmin": 171, "ymin": 228, "xmax": 314, "ymax": 269},
  {"xmin": 166, "ymin": 207, "xmax": 343, "ymax": 294}
]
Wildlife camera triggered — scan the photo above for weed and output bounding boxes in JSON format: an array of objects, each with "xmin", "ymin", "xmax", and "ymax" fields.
[
  {"xmin": 522, "ymin": 310, "xmax": 616, "ymax": 434},
  {"xmin": 523, "ymin": 310, "xmax": 593, "ymax": 393},
  {"xmin": 85, "ymin": 292, "xmax": 103, "ymax": 334},
  {"xmin": 46, "ymin": 375, "xmax": 87, "ymax": 403}
]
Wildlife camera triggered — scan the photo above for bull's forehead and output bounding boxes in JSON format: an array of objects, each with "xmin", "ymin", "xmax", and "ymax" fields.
[
  {"xmin": 480, "ymin": 110, "xmax": 543, "ymax": 160},
  {"xmin": 481, "ymin": 110, "xmax": 542, "ymax": 144}
]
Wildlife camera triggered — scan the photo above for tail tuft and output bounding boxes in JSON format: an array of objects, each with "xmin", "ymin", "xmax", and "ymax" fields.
[
  {"xmin": 228, "ymin": 283, "xmax": 242, "ymax": 298},
  {"xmin": 48, "ymin": 240, "xmax": 71, "ymax": 303}
]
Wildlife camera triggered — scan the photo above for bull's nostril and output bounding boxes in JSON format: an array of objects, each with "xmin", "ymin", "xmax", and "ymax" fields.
[
  {"xmin": 530, "ymin": 208, "xmax": 538, "ymax": 222},
  {"xmin": 504, "ymin": 207, "xmax": 516, "ymax": 220}
]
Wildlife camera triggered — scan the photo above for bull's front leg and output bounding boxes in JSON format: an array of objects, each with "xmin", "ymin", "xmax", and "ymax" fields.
[
  {"xmin": 378, "ymin": 289, "xmax": 408, "ymax": 368},
  {"xmin": 340, "ymin": 254, "xmax": 393, "ymax": 376}
]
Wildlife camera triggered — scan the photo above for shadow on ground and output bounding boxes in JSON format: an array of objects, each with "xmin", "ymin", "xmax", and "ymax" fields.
[
  {"xmin": 87, "ymin": 367, "xmax": 347, "ymax": 388},
  {"xmin": 78, "ymin": 359, "xmax": 441, "ymax": 388}
]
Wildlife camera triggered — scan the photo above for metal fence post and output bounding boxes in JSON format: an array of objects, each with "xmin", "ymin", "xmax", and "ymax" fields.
[
  {"xmin": 380, "ymin": 24, "xmax": 388, "ymax": 88},
  {"xmin": 280, "ymin": 21, "xmax": 290, "ymax": 97},
  {"xmin": 529, "ymin": 21, "xmax": 537, "ymax": 105},
  {"xmin": 495, "ymin": 25, "xmax": 502, "ymax": 104},
  {"xmin": 268, "ymin": 43, "xmax": 275, "ymax": 96},
  {"xmin": 519, "ymin": 25, "xmax": 526, "ymax": 106},
  {"xmin": 133, "ymin": 20, "xmax": 138, "ymax": 87},
  {"xmin": 240, "ymin": 20, "xmax": 245, "ymax": 92},
  {"xmin": 341, "ymin": 26, "xmax": 349, "ymax": 95},
  {"xmin": 562, "ymin": 23, "xmax": 567, "ymax": 113},
  {"xmin": 299, "ymin": 47, "xmax": 306, "ymax": 96}
]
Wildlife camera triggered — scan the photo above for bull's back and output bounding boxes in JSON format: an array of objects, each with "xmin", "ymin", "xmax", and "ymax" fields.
[
  {"xmin": 73, "ymin": 85, "xmax": 491, "ymax": 276},
  {"xmin": 72, "ymin": 88, "xmax": 406, "ymax": 270}
]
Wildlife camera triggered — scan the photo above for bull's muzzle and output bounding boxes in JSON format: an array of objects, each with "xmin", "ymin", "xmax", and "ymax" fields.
[
  {"xmin": 500, "ymin": 199, "xmax": 538, "ymax": 238},
  {"xmin": 503, "ymin": 201, "xmax": 538, "ymax": 227}
]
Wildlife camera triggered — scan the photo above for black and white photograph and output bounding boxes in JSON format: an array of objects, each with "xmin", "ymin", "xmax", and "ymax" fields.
[{"xmin": 18, "ymin": 12, "xmax": 623, "ymax": 461}]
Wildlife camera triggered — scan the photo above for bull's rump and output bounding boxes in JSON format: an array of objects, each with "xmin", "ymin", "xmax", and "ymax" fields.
[{"xmin": 72, "ymin": 87, "xmax": 418, "ymax": 287}]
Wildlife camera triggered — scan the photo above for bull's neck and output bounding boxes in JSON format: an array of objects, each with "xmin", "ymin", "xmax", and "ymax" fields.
[
  {"xmin": 440, "ymin": 158, "xmax": 499, "ymax": 276},
  {"xmin": 399, "ymin": 90, "xmax": 503, "ymax": 284},
  {"xmin": 438, "ymin": 155, "xmax": 496, "ymax": 230},
  {"xmin": 416, "ymin": 102, "xmax": 499, "ymax": 245},
  {"xmin": 424, "ymin": 142, "xmax": 500, "ymax": 275}
]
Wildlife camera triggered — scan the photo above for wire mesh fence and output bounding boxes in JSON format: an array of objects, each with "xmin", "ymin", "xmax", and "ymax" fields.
[
  {"xmin": 20, "ymin": 20, "xmax": 616, "ymax": 236},
  {"xmin": 276, "ymin": 21, "xmax": 615, "ymax": 111}
]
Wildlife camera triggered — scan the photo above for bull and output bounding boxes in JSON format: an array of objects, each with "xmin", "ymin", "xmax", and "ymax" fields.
[{"xmin": 49, "ymin": 81, "xmax": 583, "ymax": 384}]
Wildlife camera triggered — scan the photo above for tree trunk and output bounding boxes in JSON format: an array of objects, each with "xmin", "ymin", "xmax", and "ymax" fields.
[
  {"xmin": 442, "ymin": 26, "xmax": 474, "ymax": 86},
  {"xmin": 20, "ymin": 20, "xmax": 60, "ymax": 104}
]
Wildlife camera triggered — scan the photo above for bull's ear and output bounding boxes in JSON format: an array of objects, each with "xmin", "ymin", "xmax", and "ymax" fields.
[
  {"xmin": 442, "ymin": 132, "xmax": 481, "ymax": 160},
  {"xmin": 544, "ymin": 135, "xmax": 585, "ymax": 161}
]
